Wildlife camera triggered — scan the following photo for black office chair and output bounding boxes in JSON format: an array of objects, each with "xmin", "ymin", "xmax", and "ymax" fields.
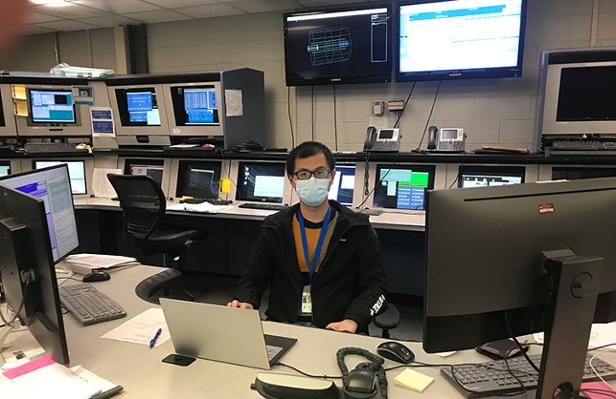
[
  {"xmin": 372, "ymin": 303, "xmax": 401, "ymax": 339},
  {"xmin": 107, "ymin": 174, "xmax": 206, "ymax": 304}
]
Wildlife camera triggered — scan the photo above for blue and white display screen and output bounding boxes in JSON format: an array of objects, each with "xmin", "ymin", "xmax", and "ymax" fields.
[
  {"xmin": 0, "ymin": 164, "xmax": 9, "ymax": 177},
  {"xmin": 398, "ymin": 0, "xmax": 525, "ymax": 79},
  {"xmin": 127, "ymin": 91, "xmax": 161, "ymax": 125},
  {"xmin": 184, "ymin": 88, "xmax": 217, "ymax": 124},
  {"xmin": 29, "ymin": 89, "xmax": 76, "ymax": 123}
]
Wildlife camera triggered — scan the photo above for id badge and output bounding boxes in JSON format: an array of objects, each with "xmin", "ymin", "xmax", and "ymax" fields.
[{"xmin": 301, "ymin": 285, "xmax": 312, "ymax": 316}]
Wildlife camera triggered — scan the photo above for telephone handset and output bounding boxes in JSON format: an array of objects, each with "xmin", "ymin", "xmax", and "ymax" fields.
[
  {"xmin": 363, "ymin": 127, "xmax": 401, "ymax": 153},
  {"xmin": 427, "ymin": 125, "xmax": 466, "ymax": 153}
]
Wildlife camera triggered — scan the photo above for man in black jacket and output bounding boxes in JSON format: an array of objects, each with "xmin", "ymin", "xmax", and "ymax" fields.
[{"xmin": 228, "ymin": 142, "xmax": 387, "ymax": 334}]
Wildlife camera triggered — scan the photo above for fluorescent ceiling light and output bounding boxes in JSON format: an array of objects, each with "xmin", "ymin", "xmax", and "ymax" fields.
[{"xmin": 31, "ymin": 0, "xmax": 72, "ymax": 6}]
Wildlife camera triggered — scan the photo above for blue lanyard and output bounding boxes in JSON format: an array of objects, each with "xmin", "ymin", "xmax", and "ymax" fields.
[{"xmin": 297, "ymin": 207, "xmax": 332, "ymax": 284}]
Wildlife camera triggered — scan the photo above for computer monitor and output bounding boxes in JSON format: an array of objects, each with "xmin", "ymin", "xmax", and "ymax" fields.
[
  {"xmin": 28, "ymin": 89, "xmax": 76, "ymax": 124},
  {"xmin": 115, "ymin": 88, "xmax": 161, "ymax": 127},
  {"xmin": 328, "ymin": 165, "xmax": 355, "ymax": 206},
  {"xmin": 33, "ymin": 160, "xmax": 87, "ymax": 195},
  {"xmin": 0, "ymin": 162, "xmax": 9, "ymax": 177},
  {"xmin": 397, "ymin": 0, "xmax": 526, "ymax": 81},
  {"xmin": 176, "ymin": 160, "xmax": 221, "ymax": 200},
  {"xmin": 373, "ymin": 164, "xmax": 435, "ymax": 210},
  {"xmin": 0, "ymin": 171, "xmax": 71, "ymax": 365},
  {"xmin": 0, "ymin": 164, "xmax": 79, "ymax": 263},
  {"xmin": 552, "ymin": 166, "xmax": 616, "ymax": 181},
  {"xmin": 170, "ymin": 86, "xmax": 219, "ymax": 126},
  {"xmin": 425, "ymin": 178, "xmax": 616, "ymax": 397},
  {"xmin": 458, "ymin": 165, "xmax": 525, "ymax": 188},
  {"xmin": 125, "ymin": 159, "xmax": 164, "ymax": 186},
  {"xmin": 236, "ymin": 162, "xmax": 286, "ymax": 203}
]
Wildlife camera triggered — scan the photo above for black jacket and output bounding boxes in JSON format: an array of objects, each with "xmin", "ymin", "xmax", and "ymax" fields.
[{"xmin": 233, "ymin": 200, "xmax": 387, "ymax": 331}]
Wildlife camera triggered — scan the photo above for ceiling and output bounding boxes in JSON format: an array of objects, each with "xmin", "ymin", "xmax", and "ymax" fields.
[{"xmin": 25, "ymin": 0, "xmax": 353, "ymax": 35}]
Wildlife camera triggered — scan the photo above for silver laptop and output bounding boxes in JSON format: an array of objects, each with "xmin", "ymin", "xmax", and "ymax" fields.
[{"xmin": 160, "ymin": 298, "xmax": 297, "ymax": 369}]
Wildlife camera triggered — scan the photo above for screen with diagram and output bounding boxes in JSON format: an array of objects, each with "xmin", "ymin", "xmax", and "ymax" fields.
[
  {"xmin": 29, "ymin": 89, "xmax": 76, "ymax": 123},
  {"xmin": 170, "ymin": 85, "xmax": 220, "ymax": 126},
  {"xmin": 34, "ymin": 160, "xmax": 87, "ymax": 195},
  {"xmin": 115, "ymin": 88, "xmax": 161, "ymax": 126},
  {"xmin": 398, "ymin": 0, "xmax": 525, "ymax": 80},
  {"xmin": 373, "ymin": 165, "xmax": 435, "ymax": 210},
  {"xmin": 176, "ymin": 160, "xmax": 221, "ymax": 199},
  {"xmin": 285, "ymin": 4, "xmax": 391, "ymax": 85},
  {"xmin": 459, "ymin": 166, "xmax": 525, "ymax": 188},
  {"xmin": 329, "ymin": 165, "xmax": 355, "ymax": 205},
  {"xmin": 236, "ymin": 162, "xmax": 286, "ymax": 203},
  {"xmin": 125, "ymin": 159, "xmax": 165, "ymax": 186}
]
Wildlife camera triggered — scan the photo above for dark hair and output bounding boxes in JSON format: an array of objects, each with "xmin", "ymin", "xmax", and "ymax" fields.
[{"xmin": 286, "ymin": 141, "xmax": 335, "ymax": 176}]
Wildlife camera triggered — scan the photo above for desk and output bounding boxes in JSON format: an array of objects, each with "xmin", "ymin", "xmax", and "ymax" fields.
[{"xmin": 3, "ymin": 265, "xmax": 616, "ymax": 398}]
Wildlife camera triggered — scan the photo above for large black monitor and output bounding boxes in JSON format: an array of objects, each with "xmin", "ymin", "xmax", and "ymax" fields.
[
  {"xmin": 0, "ymin": 166, "xmax": 76, "ymax": 364},
  {"xmin": 236, "ymin": 162, "xmax": 286, "ymax": 203},
  {"xmin": 28, "ymin": 88, "xmax": 76, "ymax": 124},
  {"xmin": 33, "ymin": 160, "xmax": 87, "ymax": 195},
  {"xmin": 0, "ymin": 161, "xmax": 9, "ymax": 177},
  {"xmin": 328, "ymin": 164, "xmax": 355, "ymax": 206},
  {"xmin": 458, "ymin": 165, "xmax": 525, "ymax": 188},
  {"xmin": 552, "ymin": 166, "xmax": 616, "ymax": 181},
  {"xmin": 397, "ymin": 0, "xmax": 526, "ymax": 81},
  {"xmin": 0, "ymin": 165, "xmax": 79, "ymax": 263},
  {"xmin": 170, "ymin": 85, "xmax": 220, "ymax": 126},
  {"xmin": 115, "ymin": 87, "xmax": 161, "ymax": 127},
  {"xmin": 425, "ymin": 178, "xmax": 616, "ymax": 397},
  {"xmin": 373, "ymin": 164, "xmax": 435, "ymax": 210},
  {"xmin": 284, "ymin": 3, "xmax": 392, "ymax": 86},
  {"xmin": 125, "ymin": 159, "xmax": 164, "ymax": 186},
  {"xmin": 176, "ymin": 160, "xmax": 221, "ymax": 200}
]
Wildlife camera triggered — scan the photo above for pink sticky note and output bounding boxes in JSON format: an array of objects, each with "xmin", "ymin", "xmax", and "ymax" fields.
[
  {"xmin": 581, "ymin": 381, "xmax": 616, "ymax": 399},
  {"xmin": 2, "ymin": 355, "xmax": 55, "ymax": 379}
]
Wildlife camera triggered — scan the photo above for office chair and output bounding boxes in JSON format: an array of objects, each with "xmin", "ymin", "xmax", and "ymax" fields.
[
  {"xmin": 372, "ymin": 303, "xmax": 400, "ymax": 339},
  {"xmin": 107, "ymin": 174, "xmax": 206, "ymax": 304}
]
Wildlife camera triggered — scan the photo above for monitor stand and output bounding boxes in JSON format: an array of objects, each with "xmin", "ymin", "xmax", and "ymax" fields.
[{"xmin": 537, "ymin": 248, "xmax": 604, "ymax": 399}]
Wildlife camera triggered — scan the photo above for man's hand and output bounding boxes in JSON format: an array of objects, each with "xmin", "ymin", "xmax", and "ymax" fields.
[
  {"xmin": 326, "ymin": 319, "xmax": 358, "ymax": 334},
  {"xmin": 227, "ymin": 300, "xmax": 254, "ymax": 310}
]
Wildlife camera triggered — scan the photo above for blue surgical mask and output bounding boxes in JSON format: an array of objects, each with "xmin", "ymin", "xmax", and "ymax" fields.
[{"xmin": 295, "ymin": 177, "xmax": 331, "ymax": 207}]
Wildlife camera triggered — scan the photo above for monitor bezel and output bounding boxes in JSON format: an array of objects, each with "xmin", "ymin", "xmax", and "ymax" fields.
[
  {"xmin": 373, "ymin": 163, "xmax": 436, "ymax": 211},
  {"xmin": 32, "ymin": 159, "xmax": 88, "ymax": 196},
  {"xmin": 235, "ymin": 161, "xmax": 287, "ymax": 204},
  {"xmin": 27, "ymin": 88, "xmax": 77, "ymax": 125},
  {"xmin": 457, "ymin": 165, "xmax": 526, "ymax": 188},
  {"xmin": 175, "ymin": 160, "xmax": 223, "ymax": 199}
]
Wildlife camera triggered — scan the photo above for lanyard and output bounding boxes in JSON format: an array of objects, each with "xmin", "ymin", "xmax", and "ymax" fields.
[{"xmin": 297, "ymin": 207, "xmax": 332, "ymax": 284}]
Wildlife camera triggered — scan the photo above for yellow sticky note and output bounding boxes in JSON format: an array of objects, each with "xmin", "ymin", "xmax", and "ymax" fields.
[
  {"xmin": 12, "ymin": 85, "xmax": 27, "ymax": 100},
  {"xmin": 220, "ymin": 178, "xmax": 231, "ymax": 194},
  {"xmin": 394, "ymin": 368, "xmax": 434, "ymax": 393},
  {"xmin": 14, "ymin": 100, "xmax": 28, "ymax": 117}
]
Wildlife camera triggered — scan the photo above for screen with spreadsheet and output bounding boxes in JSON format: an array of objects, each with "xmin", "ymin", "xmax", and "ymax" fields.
[
  {"xmin": 170, "ymin": 85, "xmax": 220, "ymax": 126},
  {"xmin": 373, "ymin": 165, "xmax": 435, "ymax": 210}
]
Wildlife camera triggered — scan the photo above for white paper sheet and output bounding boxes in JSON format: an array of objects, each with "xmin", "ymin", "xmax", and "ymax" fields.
[
  {"xmin": 533, "ymin": 322, "xmax": 616, "ymax": 350},
  {"xmin": 101, "ymin": 308, "xmax": 170, "ymax": 347}
]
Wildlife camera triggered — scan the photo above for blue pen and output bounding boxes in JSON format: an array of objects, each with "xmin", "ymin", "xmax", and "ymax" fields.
[{"xmin": 149, "ymin": 328, "xmax": 162, "ymax": 349}]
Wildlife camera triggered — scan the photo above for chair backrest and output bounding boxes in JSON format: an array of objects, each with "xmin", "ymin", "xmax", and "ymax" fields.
[{"xmin": 107, "ymin": 174, "xmax": 166, "ymax": 240}]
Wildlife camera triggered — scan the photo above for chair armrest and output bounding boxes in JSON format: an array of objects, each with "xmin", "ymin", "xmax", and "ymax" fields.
[{"xmin": 372, "ymin": 303, "xmax": 400, "ymax": 331}]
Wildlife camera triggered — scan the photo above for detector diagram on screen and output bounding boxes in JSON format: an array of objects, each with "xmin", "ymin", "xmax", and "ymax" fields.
[{"xmin": 306, "ymin": 26, "xmax": 352, "ymax": 66}]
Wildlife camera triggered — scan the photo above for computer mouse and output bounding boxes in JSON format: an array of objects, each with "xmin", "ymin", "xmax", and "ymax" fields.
[
  {"xmin": 82, "ymin": 270, "xmax": 111, "ymax": 283},
  {"xmin": 377, "ymin": 341, "xmax": 415, "ymax": 364},
  {"xmin": 346, "ymin": 368, "xmax": 376, "ymax": 394}
]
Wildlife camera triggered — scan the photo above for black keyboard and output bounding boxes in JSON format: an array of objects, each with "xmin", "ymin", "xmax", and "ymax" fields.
[
  {"xmin": 59, "ymin": 283, "xmax": 127, "ymax": 326},
  {"xmin": 551, "ymin": 140, "xmax": 616, "ymax": 152},
  {"xmin": 24, "ymin": 143, "xmax": 87, "ymax": 153},
  {"xmin": 442, "ymin": 354, "xmax": 616, "ymax": 398},
  {"xmin": 238, "ymin": 203, "xmax": 288, "ymax": 211}
]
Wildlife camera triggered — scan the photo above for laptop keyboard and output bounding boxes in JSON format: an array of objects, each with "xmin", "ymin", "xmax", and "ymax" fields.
[{"xmin": 266, "ymin": 345, "xmax": 283, "ymax": 361}]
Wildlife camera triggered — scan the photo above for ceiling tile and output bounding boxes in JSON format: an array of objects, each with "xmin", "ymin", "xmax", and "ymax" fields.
[
  {"xmin": 35, "ymin": 3, "xmax": 106, "ymax": 18},
  {"xmin": 227, "ymin": 0, "xmax": 300, "ymax": 13},
  {"xmin": 123, "ymin": 9, "xmax": 194, "ymax": 23},
  {"xmin": 26, "ymin": 11, "xmax": 63, "ymax": 24},
  {"xmin": 175, "ymin": 3, "xmax": 245, "ymax": 18},
  {"xmin": 143, "ymin": 0, "xmax": 218, "ymax": 8},
  {"xmin": 80, "ymin": 15, "xmax": 142, "ymax": 27},
  {"xmin": 37, "ymin": 20, "xmax": 100, "ymax": 31},
  {"xmin": 75, "ymin": 0, "xmax": 161, "ymax": 14},
  {"xmin": 23, "ymin": 24, "xmax": 56, "ymax": 35}
]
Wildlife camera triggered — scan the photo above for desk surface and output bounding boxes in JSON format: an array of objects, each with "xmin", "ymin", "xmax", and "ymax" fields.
[
  {"xmin": 4, "ymin": 265, "xmax": 616, "ymax": 398},
  {"xmin": 73, "ymin": 197, "xmax": 426, "ymax": 231}
]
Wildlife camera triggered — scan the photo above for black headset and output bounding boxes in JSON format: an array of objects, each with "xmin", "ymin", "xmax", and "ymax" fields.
[{"xmin": 337, "ymin": 347, "xmax": 388, "ymax": 399}]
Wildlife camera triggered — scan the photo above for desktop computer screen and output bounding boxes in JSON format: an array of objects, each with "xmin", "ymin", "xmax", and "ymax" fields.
[
  {"xmin": 176, "ymin": 160, "xmax": 221, "ymax": 199},
  {"xmin": 458, "ymin": 165, "xmax": 525, "ymax": 188},
  {"xmin": 236, "ymin": 162, "xmax": 286, "ymax": 203},
  {"xmin": 552, "ymin": 166, "xmax": 616, "ymax": 180},
  {"xmin": 33, "ymin": 160, "xmax": 87, "ymax": 195},
  {"xmin": 125, "ymin": 159, "xmax": 164, "ymax": 186},
  {"xmin": 115, "ymin": 88, "xmax": 161, "ymax": 126},
  {"xmin": 0, "ymin": 164, "xmax": 79, "ymax": 263},
  {"xmin": 0, "ymin": 162, "xmax": 9, "ymax": 177},
  {"xmin": 328, "ymin": 165, "xmax": 355, "ymax": 206},
  {"xmin": 170, "ymin": 86, "xmax": 220, "ymax": 126},
  {"xmin": 373, "ymin": 164, "xmax": 435, "ymax": 210},
  {"xmin": 28, "ymin": 89, "xmax": 76, "ymax": 124}
]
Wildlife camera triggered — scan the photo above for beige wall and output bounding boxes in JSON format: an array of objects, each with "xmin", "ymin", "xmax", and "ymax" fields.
[{"xmin": 5, "ymin": 0, "xmax": 616, "ymax": 151}]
